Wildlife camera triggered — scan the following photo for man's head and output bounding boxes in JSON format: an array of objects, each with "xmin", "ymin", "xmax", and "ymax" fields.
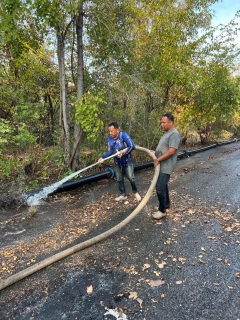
[
  {"xmin": 161, "ymin": 113, "xmax": 174, "ymax": 132},
  {"xmin": 108, "ymin": 122, "xmax": 119, "ymax": 139}
]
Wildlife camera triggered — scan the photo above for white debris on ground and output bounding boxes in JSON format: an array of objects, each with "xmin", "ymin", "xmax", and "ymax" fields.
[{"xmin": 104, "ymin": 307, "xmax": 128, "ymax": 320}]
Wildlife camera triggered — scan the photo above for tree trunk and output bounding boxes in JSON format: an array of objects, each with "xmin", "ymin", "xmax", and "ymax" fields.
[
  {"xmin": 57, "ymin": 26, "xmax": 70, "ymax": 163},
  {"xmin": 69, "ymin": 6, "xmax": 84, "ymax": 171},
  {"xmin": 162, "ymin": 80, "xmax": 174, "ymax": 109}
]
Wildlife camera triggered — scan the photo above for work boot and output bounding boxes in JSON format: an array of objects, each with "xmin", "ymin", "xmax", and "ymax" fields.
[
  {"xmin": 152, "ymin": 211, "xmax": 166, "ymax": 220},
  {"xmin": 135, "ymin": 193, "xmax": 141, "ymax": 202},
  {"xmin": 115, "ymin": 195, "xmax": 127, "ymax": 201}
]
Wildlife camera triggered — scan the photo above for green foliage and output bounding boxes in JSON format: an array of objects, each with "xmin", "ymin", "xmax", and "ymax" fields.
[
  {"xmin": 0, "ymin": 120, "xmax": 13, "ymax": 151},
  {"xmin": 0, "ymin": 154, "xmax": 22, "ymax": 179},
  {"xmin": 28, "ymin": 179, "xmax": 39, "ymax": 190},
  {"xmin": 13, "ymin": 124, "xmax": 37, "ymax": 149},
  {"xmin": 62, "ymin": 168, "xmax": 74, "ymax": 178},
  {"xmin": 75, "ymin": 91, "xmax": 105, "ymax": 142},
  {"xmin": 0, "ymin": 0, "xmax": 240, "ymax": 180},
  {"xmin": 0, "ymin": 107, "xmax": 37, "ymax": 152},
  {"xmin": 182, "ymin": 64, "xmax": 239, "ymax": 132}
]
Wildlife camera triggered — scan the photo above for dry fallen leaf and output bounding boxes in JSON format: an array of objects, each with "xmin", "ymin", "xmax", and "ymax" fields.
[
  {"xmin": 136, "ymin": 298, "xmax": 143, "ymax": 308},
  {"xmin": 199, "ymin": 258, "xmax": 206, "ymax": 264},
  {"xmin": 161, "ymin": 294, "xmax": 165, "ymax": 298},
  {"xmin": 142, "ymin": 263, "xmax": 151, "ymax": 271},
  {"xmin": 158, "ymin": 262, "xmax": 167, "ymax": 269},
  {"xmin": 118, "ymin": 308, "xmax": 124, "ymax": 317},
  {"xmin": 149, "ymin": 280, "xmax": 165, "ymax": 287},
  {"xmin": 225, "ymin": 227, "xmax": 232, "ymax": 232},
  {"xmin": 176, "ymin": 280, "xmax": 182, "ymax": 285},
  {"xmin": 129, "ymin": 291, "xmax": 138, "ymax": 299},
  {"xmin": 87, "ymin": 285, "xmax": 93, "ymax": 294}
]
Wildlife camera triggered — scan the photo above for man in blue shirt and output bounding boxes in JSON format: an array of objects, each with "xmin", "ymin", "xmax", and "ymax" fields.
[{"xmin": 98, "ymin": 122, "xmax": 141, "ymax": 202}]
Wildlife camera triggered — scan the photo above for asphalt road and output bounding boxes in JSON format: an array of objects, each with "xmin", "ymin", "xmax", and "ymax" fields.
[{"xmin": 0, "ymin": 141, "xmax": 239, "ymax": 320}]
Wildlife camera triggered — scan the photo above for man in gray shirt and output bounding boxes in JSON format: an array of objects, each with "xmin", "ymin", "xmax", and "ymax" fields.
[{"xmin": 152, "ymin": 113, "xmax": 181, "ymax": 219}]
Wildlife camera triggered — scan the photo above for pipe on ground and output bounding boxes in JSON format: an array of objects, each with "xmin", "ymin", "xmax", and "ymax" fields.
[
  {"xmin": 26, "ymin": 139, "xmax": 240, "ymax": 197},
  {"xmin": 54, "ymin": 163, "xmax": 154, "ymax": 194},
  {"xmin": 0, "ymin": 146, "xmax": 159, "ymax": 291},
  {"xmin": 50, "ymin": 170, "xmax": 113, "ymax": 194}
]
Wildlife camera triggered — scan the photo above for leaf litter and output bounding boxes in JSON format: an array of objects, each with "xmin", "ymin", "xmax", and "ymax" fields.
[{"xmin": 1, "ymin": 152, "xmax": 240, "ymax": 319}]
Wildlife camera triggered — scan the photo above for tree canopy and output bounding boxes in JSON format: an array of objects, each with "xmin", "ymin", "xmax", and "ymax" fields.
[{"xmin": 0, "ymin": 0, "xmax": 239, "ymax": 176}]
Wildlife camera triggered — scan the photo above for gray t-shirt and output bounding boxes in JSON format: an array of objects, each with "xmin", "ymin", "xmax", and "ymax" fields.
[{"xmin": 155, "ymin": 128, "xmax": 181, "ymax": 174}]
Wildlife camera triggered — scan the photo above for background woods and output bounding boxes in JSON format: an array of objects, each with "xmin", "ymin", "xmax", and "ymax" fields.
[{"xmin": 0, "ymin": 0, "xmax": 240, "ymax": 187}]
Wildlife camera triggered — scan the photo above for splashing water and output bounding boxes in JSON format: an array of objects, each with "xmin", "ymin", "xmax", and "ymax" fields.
[
  {"xmin": 24, "ymin": 149, "xmax": 126, "ymax": 206},
  {"xmin": 24, "ymin": 170, "xmax": 83, "ymax": 206}
]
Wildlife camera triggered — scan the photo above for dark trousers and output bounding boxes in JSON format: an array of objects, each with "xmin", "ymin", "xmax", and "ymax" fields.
[
  {"xmin": 114, "ymin": 162, "xmax": 138, "ymax": 196},
  {"xmin": 156, "ymin": 173, "xmax": 170, "ymax": 213}
]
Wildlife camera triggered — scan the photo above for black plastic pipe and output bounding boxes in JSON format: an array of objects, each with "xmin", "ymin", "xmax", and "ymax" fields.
[
  {"xmin": 180, "ymin": 143, "xmax": 218, "ymax": 157},
  {"xmin": 50, "ymin": 164, "xmax": 154, "ymax": 195},
  {"xmin": 133, "ymin": 162, "xmax": 154, "ymax": 171},
  {"xmin": 26, "ymin": 139, "xmax": 240, "ymax": 197},
  {"xmin": 53, "ymin": 171, "xmax": 111, "ymax": 194},
  {"xmin": 216, "ymin": 138, "xmax": 239, "ymax": 146}
]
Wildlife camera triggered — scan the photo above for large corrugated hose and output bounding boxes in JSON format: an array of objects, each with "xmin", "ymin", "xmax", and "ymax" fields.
[{"xmin": 0, "ymin": 146, "xmax": 159, "ymax": 291}]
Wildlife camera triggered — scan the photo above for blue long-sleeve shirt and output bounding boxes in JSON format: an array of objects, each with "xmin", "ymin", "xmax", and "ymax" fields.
[{"xmin": 102, "ymin": 131, "xmax": 135, "ymax": 167}]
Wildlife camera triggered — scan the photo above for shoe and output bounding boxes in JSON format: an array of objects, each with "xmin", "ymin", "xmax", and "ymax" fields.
[
  {"xmin": 135, "ymin": 193, "xmax": 141, "ymax": 202},
  {"xmin": 152, "ymin": 211, "xmax": 166, "ymax": 220},
  {"xmin": 115, "ymin": 195, "xmax": 127, "ymax": 201}
]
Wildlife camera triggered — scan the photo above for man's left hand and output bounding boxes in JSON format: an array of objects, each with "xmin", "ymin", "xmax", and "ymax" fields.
[{"xmin": 117, "ymin": 149, "xmax": 126, "ymax": 158}]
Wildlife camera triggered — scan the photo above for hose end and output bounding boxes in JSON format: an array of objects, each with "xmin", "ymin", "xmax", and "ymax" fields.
[{"xmin": 105, "ymin": 167, "xmax": 115, "ymax": 178}]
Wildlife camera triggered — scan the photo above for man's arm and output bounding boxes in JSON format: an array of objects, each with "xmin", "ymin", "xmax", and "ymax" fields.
[
  {"xmin": 154, "ymin": 147, "xmax": 177, "ymax": 167},
  {"xmin": 122, "ymin": 132, "xmax": 135, "ymax": 155},
  {"xmin": 98, "ymin": 140, "xmax": 113, "ymax": 163}
]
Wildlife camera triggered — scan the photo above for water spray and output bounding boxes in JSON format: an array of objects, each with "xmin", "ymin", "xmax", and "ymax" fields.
[{"xmin": 25, "ymin": 148, "xmax": 128, "ymax": 206}]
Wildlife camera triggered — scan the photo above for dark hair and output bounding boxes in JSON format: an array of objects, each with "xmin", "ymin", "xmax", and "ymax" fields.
[
  {"xmin": 163, "ymin": 113, "xmax": 174, "ymax": 123},
  {"xmin": 108, "ymin": 122, "xmax": 119, "ymax": 129}
]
